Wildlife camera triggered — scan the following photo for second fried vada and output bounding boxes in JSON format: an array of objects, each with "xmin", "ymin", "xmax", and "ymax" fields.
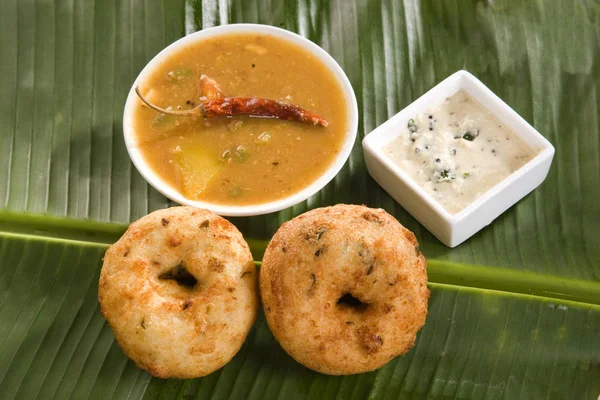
[{"xmin": 259, "ymin": 204, "xmax": 429, "ymax": 375}]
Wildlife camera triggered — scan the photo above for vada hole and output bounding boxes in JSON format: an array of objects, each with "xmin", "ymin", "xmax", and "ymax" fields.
[
  {"xmin": 337, "ymin": 293, "xmax": 368, "ymax": 312},
  {"xmin": 158, "ymin": 264, "xmax": 198, "ymax": 289}
]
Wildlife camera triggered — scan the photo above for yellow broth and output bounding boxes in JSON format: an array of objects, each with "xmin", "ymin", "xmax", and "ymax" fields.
[{"xmin": 133, "ymin": 33, "xmax": 349, "ymax": 206}]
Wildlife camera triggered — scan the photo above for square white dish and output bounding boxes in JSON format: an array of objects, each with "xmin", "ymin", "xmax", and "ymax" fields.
[{"xmin": 362, "ymin": 70, "xmax": 555, "ymax": 247}]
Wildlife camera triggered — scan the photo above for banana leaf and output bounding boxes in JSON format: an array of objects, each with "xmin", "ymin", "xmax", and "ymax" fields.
[{"xmin": 0, "ymin": 0, "xmax": 598, "ymax": 398}]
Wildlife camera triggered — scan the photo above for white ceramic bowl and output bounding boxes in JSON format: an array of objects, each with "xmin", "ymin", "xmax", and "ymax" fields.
[
  {"xmin": 123, "ymin": 24, "xmax": 358, "ymax": 216},
  {"xmin": 362, "ymin": 70, "xmax": 555, "ymax": 247}
]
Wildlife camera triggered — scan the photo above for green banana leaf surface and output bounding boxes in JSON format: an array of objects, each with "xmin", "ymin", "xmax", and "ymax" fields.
[{"xmin": 0, "ymin": 0, "xmax": 599, "ymax": 398}]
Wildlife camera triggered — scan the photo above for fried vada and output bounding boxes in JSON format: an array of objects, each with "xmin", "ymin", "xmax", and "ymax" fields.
[
  {"xmin": 259, "ymin": 204, "xmax": 429, "ymax": 375},
  {"xmin": 99, "ymin": 206, "xmax": 258, "ymax": 378}
]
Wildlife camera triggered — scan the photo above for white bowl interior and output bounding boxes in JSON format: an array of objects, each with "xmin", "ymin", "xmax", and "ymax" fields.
[{"xmin": 123, "ymin": 24, "xmax": 358, "ymax": 216}]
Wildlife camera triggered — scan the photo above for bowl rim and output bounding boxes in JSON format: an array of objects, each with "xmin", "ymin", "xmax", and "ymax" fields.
[
  {"xmin": 123, "ymin": 23, "xmax": 359, "ymax": 216},
  {"xmin": 362, "ymin": 69, "xmax": 555, "ymax": 224}
]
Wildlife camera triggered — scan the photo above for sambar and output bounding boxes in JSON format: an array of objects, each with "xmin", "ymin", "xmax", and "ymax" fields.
[{"xmin": 133, "ymin": 33, "xmax": 349, "ymax": 206}]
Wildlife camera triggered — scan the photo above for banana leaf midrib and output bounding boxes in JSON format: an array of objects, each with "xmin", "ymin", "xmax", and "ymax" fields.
[{"xmin": 2, "ymin": 218, "xmax": 598, "ymax": 307}]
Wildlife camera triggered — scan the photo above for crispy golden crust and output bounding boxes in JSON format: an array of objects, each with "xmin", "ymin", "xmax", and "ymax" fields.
[
  {"xmin": 259, "ymin": 204, "xmax": 429, "ymax": 375},
  {"xmin": 98, "ymin": 206, "xmax": 258, "ymax": 379}
]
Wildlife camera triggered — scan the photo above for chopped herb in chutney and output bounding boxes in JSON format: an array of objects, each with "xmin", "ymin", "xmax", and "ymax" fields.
[
  {"xmin": 461, "ymin": 130, "xmax": 479, "ymax": 141},
  {"xmin": 408, "ymin": 119, "xmax": 417, "ymax": 133}
]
